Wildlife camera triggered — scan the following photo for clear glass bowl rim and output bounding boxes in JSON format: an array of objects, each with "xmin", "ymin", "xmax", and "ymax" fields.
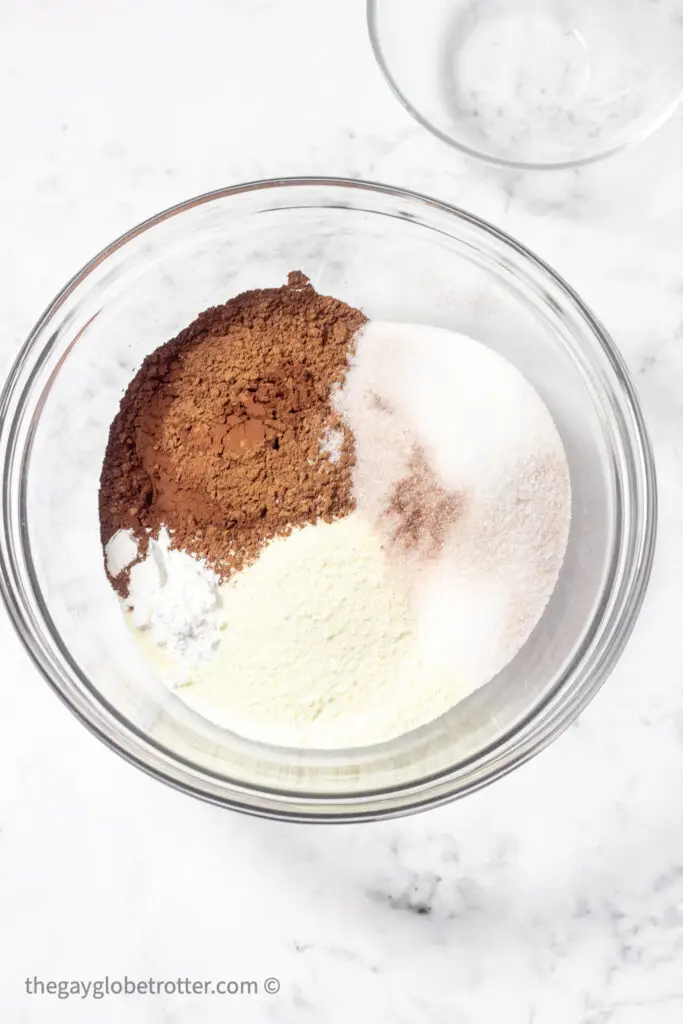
[
  {"xmin": 0, "ymin": 176, "xmax": 657, "ymax": 821},
  {"xmin": 366, "ymin": 0, "xmax": 683, "ymax": 171}
]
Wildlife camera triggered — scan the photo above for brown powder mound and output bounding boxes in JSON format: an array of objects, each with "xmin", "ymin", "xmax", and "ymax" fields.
[
  {"xmin": 99, "ymin": 272, "xmax": 366, "ymax": 585},
  {"xmin": 386, "ymin": 447, "xmax": 465, "ymax": 557}
]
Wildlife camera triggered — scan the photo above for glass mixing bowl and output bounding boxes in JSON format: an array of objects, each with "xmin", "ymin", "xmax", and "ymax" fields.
[
  {"xmin": 368, "ymin": 0, "xmax": 683, "ymax": 169},
  {"xmin": 0, "ymin": 178, "xmax": 656, "ymax": 821}
]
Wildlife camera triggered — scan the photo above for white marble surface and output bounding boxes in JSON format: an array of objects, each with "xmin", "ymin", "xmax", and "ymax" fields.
[{"xmin": 1, "ymin": 1, "xmax": 683, "ymax": 1021}]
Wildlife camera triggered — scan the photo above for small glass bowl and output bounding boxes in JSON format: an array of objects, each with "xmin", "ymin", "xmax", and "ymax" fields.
[
  {"xmin": 0, "ymin": 178, "xmax": 656, "ymax": 820},
  {"xmin": 368, "ymin": 0, "xmax": 683, "ymax": 169}
]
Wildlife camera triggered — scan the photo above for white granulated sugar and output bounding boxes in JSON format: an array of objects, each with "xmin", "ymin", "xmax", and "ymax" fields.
[
  {"xmin": 178, "ymin": 514, "xmax": 468, "ymax": 748},
  {"xmin": 336, "ymin": 321, "xmax": 571, "ymax": 687},
  {"xmin": 105, "ymin": 528, "xmax": 139, "ymax": 578},
  {"xmin": 125, "ymin": 528, "xmax": 222, "ymax": 681}
]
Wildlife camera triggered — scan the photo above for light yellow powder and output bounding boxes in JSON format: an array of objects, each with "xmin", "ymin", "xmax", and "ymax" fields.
[{"xmin": 174, "ymin": 513, "xmax": 466, "ymax": 749}]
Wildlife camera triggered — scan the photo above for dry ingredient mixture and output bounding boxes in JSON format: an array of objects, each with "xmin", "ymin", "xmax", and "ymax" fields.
[{"xmin": 100, "ymin": 275, "xmax": 571, "ymax": 748}]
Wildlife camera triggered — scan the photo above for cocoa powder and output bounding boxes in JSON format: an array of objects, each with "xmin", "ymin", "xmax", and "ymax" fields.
[
  {"xmin": 99, "ymin": 273, "xmax": 366, "ymax": 585},
  {"xmin": 385, "ymin": 447, "xmax": 465, "ymax": 557}
]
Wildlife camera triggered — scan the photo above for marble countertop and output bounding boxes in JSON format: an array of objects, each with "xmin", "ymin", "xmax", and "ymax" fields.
[{"xmin": 2, "ymin": 1, "xmax": 683, "ymax": 1021}]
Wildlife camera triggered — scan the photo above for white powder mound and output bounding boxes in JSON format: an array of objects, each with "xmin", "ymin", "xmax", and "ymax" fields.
[
  {"xmin": 105, "ymin": 528, "xmax": 139, "ymax": 578},
  {"xmin": 124, "ymin": 529, "xmax": 222, "ymax": 680},
  {"xmin": 319, "ymin": 426, "xmax": 344, "ymax": 464},
  {"xmin": 335, "ymin": 321, "xmax": 571, "ymax": 687},
  {"xmin": 178, "ymin": 514, "xmax": 467, "ymax": 748}
]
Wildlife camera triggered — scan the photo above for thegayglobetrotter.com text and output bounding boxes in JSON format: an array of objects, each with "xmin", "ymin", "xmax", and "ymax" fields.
[{"xmin": 25, "ymin": 975, "xmax": 281, "ymax": 1000}]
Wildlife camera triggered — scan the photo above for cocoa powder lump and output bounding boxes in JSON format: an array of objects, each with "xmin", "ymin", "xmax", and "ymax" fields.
[
  {"xmin": 386, "ymin": 446, "xmax": 466, "ymax": 558},
  {"xmin": 99, "ymin": 273, "xmax": 366, "ymax": 583}
]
